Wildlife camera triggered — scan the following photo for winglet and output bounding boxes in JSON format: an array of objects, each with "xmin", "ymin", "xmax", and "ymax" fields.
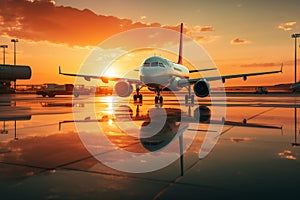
[
  {"xmin": 280, "ymin": 63, "xmax": 283, "ymax": 73},
  {"xmin": 58, "ymin": 66, "xmax": 62, "ymax": 74}
]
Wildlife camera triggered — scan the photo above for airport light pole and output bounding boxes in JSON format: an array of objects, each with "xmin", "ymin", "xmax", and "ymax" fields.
[
  {"xmin": 0, "ymin": 45, "xmax": 8, "ymax": 64},
  {"xmin": 11, "ymin": 39, "xmax": 18, "ymax": 90},
  {"xmin": 291, "ymin": 35, "xmax": 300, "ymax": 141},
  {"xmin": 292, "ymin": 32, "xmax": 300, "ymax": 146},
  {"xmin": 11, "ymin": 39, "xmax": 18, "ymax": 65},
  {"xmin": 291, "ymin": 33, "xmax": 300, "ymax": 85}
]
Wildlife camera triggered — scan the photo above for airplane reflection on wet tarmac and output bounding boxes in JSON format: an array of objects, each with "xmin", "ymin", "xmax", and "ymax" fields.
[
  {"xmin": 59, "ymin": 105, "xmax": 283, "ymax": 143},
  {"xmin": 59, "ymin": 104, "xmax": 283, "ymax": 175}
]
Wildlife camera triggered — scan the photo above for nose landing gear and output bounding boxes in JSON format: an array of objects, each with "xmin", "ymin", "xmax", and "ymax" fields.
[
  {"xmin": 155, "ymin": 96, "xmax": 163, "ymax": 104},
  {"xmin": 154, "ymin": 89, "xmax": 163, "ymax": 104},
  {"xmin": 133, "ymin": 94, "xmax": 143, "ymax": 101}
]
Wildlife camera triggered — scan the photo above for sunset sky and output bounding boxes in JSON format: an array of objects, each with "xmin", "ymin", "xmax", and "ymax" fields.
[{"xmin": 0, "ymin": 0, "xmax": 300, "ymax": 86}]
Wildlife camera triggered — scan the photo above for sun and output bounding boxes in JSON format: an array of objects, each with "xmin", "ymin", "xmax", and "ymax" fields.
[{"xmin": 103, "ymin": 67, "xmax": 118, "ymax": 78}]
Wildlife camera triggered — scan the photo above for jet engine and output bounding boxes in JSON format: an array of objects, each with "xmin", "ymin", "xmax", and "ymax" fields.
[
  {"xmin": 114, "ymin": 80, "xmax": 133, "ymax": 97},
  {"xmin": 194, "ymin": 106, "xmax": 211, "ymax": 123},
  {"xmin": 193, "ymin": 79, "xmax": 210, "ymax": 97}
]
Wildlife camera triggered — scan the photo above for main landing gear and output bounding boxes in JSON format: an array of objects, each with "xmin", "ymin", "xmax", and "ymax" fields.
[
  {"xmin": 185, "ymin": 84, "xmax": 194, "ymax": 105},
  {"xmin": 133, "ymin": 86, "xmax": 194, "ymax": 105},
  {"xmin": 133, "ymin": 86, "xmax": 163, "ymax": 104}
]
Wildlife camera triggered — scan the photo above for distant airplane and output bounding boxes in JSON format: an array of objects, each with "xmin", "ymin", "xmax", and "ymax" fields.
[{"xmin": 59, "ymin": 23, "xmax": 283, "ymax": 104}]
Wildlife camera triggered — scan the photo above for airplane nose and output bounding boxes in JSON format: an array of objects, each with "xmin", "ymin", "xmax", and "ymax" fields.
[{"xmin": 140, "ymin": 67, "xmax": 170, "ymax": 86}]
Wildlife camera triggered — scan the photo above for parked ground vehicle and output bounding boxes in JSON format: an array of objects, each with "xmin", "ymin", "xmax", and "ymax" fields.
[
  {"xmin": 255, "ymin": 86, "xmax": 268, "ymax": 94},
  {"xmin": 36, "ymin": 83, "xmax": 80, "ymax": 97}
]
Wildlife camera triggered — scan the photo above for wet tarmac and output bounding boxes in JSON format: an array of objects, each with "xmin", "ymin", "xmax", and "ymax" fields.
[{"xmin": 0, "ymin": 93, "xmax": 299, "ymax": 199}]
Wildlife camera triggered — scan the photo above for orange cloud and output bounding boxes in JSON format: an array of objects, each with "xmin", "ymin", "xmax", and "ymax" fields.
[
  {"xmin": 0, "ymin": 0, "xmax": 182, "ymax": 47},
  {"xmin": 240, "ymin": 59, "xmax": 300, "ymax": 68},
  {"xmin": 186, "ymin": 25, "xmax": 215, "ymax": 34},
  {"xmin": 200, "ymin": 26, "xmax": 215, "ymax": 32},
  {"xmin": 192, "ymin": 35, "xmax": 220, "ymax": 43},
  {"xmin": 231, "ymin": 38, "xmax": 251, "ymax": 45},
  {"xmin": 185, "ymin": 25, "xmax": 217, "ymax": 43},
  {"xmin": 241, "ymin": 62, "xmax": 280, "ymax": 68},
  {"xmin": 0, "ymin": 0, "xmax": 217, "ymax": 47},
  {"xmin": 278, "ymin": 21, "xmax": 297, "ymax": 31}
]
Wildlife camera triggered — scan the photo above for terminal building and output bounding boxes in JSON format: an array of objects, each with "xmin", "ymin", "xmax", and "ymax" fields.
[{"xmin": 0, "ymin": 64, "xmax": 31, "ymax": 93}]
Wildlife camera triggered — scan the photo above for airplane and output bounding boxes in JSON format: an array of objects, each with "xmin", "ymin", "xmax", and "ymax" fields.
[{"xmin": 59, "ymin": 23, "xmax": 283, "ymax": 104}]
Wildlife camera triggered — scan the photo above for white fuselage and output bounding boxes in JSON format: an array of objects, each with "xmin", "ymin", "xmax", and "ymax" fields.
[{"xmin": 139, "ymin": 56, "xmax": 189, "ymax": 91}]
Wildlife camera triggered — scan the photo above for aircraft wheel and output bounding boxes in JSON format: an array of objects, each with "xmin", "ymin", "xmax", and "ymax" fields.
[
  {"xmin": 159, "ymin": 96, "xmax": 163, "ymax": 103},
  {"xmin": 133, "ymin": 94, "xmax": 138, "ymax": 101},
  {"xmin": 185, "ymin": 95, "xmax": 189, "ymax": 104},
  {"xmin": 191, "ymin": 95, "xmax": 194, "ymax": 104},
  {"xmin": 42, "ymin": 93, "xmax": 46, "ymax": 97},
  {"xmin": 138, "ymin": 94, "xmax": 143, "ymax": 101},
  {"xmin": 155, "ymin": 96, "xmax": 159, "ymax": 104}
]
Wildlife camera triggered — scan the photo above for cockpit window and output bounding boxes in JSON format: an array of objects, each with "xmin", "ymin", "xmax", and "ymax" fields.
[
  {"xmin": 150, "ymin": 62, "xmax": 159, "ymax": 66},
  {"xmin": 143, "ymin": 57, "xmax": 167, "ymax": 67},
  {"xmin": 143, "ymin": 62, "xmax": 150, "ymax": 67},
  {"xmin": 143, "ymin": 62, "xmax": 165, "ymax": 67}
]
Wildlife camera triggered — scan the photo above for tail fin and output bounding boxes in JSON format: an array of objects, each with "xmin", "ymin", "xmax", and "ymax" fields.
[{"xmin": 177, "ymin": 23, "xmax": 183, "ymax": 64}]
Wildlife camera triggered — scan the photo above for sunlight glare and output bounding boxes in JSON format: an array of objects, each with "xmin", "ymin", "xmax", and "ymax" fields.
[
  {"xmin": 104, "ymin": 96, "xmax": 114, "ymax": 115},
  {"xmin": 103, "ymin": 68, "xmax": 118, "ymax": 78}
]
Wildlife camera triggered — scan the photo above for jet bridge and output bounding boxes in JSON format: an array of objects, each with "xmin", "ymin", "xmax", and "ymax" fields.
[{"xmin": 0, "ymin": 64, "xmax": 31, "ymax": 93}]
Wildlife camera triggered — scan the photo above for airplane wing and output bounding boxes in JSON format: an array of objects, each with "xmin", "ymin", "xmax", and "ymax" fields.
[
  {"xmin": 185, "ymin": 64, "xmax": 283, "ymax": 84},
  {"xmin": 59, "ymin": 66, "xmax": 142, "ymax": 84},
  {"xmin": 189, "ymin": 68, "xmax": 217, "ymax": 73}
]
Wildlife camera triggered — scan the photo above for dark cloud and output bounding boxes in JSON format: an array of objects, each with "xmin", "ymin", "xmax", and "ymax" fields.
[{"xmin": 0, "ymin": 0, "xmax": 184, "ymax": 46}]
